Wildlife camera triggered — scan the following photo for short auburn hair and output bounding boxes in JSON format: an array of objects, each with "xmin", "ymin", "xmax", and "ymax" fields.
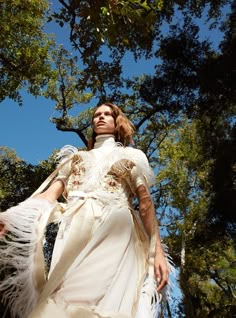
[{"xmin": 88, "ymin": 102, "xmax": 135, "ymax": 149}]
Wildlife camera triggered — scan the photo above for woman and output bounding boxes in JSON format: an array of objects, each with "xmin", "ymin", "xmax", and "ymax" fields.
[{"xmin": 0, "ymin": 103, "xmax": 171, "ymax": 318}]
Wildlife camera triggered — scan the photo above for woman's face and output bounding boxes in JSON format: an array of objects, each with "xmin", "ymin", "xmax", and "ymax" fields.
[{"xmin": 93, "ymin": 105, "xmax": 116, "ymax": 135}]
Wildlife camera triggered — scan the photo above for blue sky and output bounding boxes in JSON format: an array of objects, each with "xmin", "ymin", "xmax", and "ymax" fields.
[{"xmin": 0, "ymin": 3, "xmax": 229, "ymax": 165}]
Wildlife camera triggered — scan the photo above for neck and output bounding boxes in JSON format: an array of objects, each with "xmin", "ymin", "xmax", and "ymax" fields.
[{"xmin": 94, "ymin": 134, "xmax": 116, "ymax": 149}]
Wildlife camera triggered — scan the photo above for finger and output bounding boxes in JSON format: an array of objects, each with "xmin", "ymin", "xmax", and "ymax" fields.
[
  {"xmin": 157, "ymin": 270, "xmax": 169, "ymax": 292},
  {"xmin": 155, "ymin": 265, "xmax": 161, "ymax": 286}
]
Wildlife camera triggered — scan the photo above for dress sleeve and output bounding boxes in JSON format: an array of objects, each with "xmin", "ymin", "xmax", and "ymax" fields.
[
  {"xmin": 54, "ymin": 145, "xmax": 78, "ymax": 189},
  {"xmin": 130, "ymin": 149, "xmax": 155, "ymax": 190},
  {"xmin": 54, "ymin": 160, "xmax": 72, "ymax": 188}
]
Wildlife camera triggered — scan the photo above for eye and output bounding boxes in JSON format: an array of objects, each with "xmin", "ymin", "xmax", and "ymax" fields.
[{"xmin": 94, "ymin": 112, "xmax": 100, "ymax": 118}]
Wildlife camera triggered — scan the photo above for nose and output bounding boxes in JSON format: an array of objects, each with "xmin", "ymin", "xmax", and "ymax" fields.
[{"xmin": 99, "ymin": 113, "xmax": 104, "ymax": 120}]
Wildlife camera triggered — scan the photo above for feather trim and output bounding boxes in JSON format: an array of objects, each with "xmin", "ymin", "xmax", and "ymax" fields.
[
  {"xmin": 0, "ymin": 198, "xmax": 54, "ymax": 318},
  {"xmin": 136, "ymin": 244, "xmax": 176, "ymax": 318},
  {"xmin": 136, "ymin": 276, "xmax": 162, "ymax": 318},
  {"xmin": 159, "ymin": 243, "xmax": 176, "ymax": 303},
  {"xmin": 56, "ymin": 145, "xmax": 78, "ymax": 163}
]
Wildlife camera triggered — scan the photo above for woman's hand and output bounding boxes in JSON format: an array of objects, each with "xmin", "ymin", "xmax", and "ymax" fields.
[
  {"xmin": 0, "ymin": 222, "xmax": 7, "ymax": 237},
  {"xmin": 154, "ymin": 251, "xmax": 169, "ymax": 291}
]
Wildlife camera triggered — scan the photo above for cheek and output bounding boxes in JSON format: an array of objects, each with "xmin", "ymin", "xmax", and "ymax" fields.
[
  {"xmin": 110, "ymin": 122, "xmax": 115, "ymax": 131},
  {"xmin": 92, "ymin": 120, "xmax": 97, "ymax": 132},
  {"xmin": 92, "ymin": 119, "xmax": 95, "ymax": 126},
  {"xmin": 111, "ymin": 118, "xmax": 116, "ymax": 127}
]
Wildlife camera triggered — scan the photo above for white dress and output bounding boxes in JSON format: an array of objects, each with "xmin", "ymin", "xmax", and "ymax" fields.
[{"xmin": 0, "ymin": 135, "xmax": 171, "ymax": 318}]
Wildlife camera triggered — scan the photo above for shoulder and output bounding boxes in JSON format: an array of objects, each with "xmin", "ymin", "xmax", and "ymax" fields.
[
  {"xmin": 111, "ymin": 146, "xmax": 150, "ymax": 169},
  {"xmin": 122, "ymin": 147, "xmax": 149, "ymax": 161},
  {"xmin": 56, "ymin": 145, "xmax": 86, "ymax": 164},
  {"xmin": 57, "ymin": 145, "xmax": 78, "ymax": 156},
  {"xmin": 120, "ymin": 147, "xmax": 155, "ymax": 186}
]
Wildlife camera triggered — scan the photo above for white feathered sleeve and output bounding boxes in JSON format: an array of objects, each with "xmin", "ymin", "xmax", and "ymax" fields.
[
  {"xmin": 130, "ymin": 149, "xmax": 155, "ymax": 190},
  {"xmin": 54, "ymin": 145, "xmax": 78, "ymax": 193}
]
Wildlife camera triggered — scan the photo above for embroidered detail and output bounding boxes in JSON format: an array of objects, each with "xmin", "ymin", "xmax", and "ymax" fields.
[
  {"xmin": 103, "ymin": 159, "xmax": 135, "ymax": 193},
  {"xmin": 103, "ymin": 175, "xmax": 120, "ymax": 192},
  {"xmin": 67, "ymin": 160, "xmax": 86, "ymax": 191},
  {"xmin": 108, "ymin": 159, "xmax": 135, "ymax": 178},
  {"xmin": 72, "ymin": 153, "xmax": 84, "ymax": 164}
]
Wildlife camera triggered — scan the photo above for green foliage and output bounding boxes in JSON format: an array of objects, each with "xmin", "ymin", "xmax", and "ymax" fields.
[
  {"xmin": 181, "ymin": 239, "xmax": 236, "ymax": 317},
  {"xmin": 47, "ymin": 0, "xmax": 231, "ymax": 105},
  {"xmin": 44, "ymin": 47, "xmax": 93, "ymax": 110},
  {"xmin": 0, "ymin": 147, "xmax": 56, "ymax": 211},
  {"xmin": 42, "ymin": 46, "xmax": 94, "ymax": 145},
  {"xmin": 0, "ymin": 0, "xmax": 55, "ymax": 105},
  {"xmin": 139, "ymin": 11, "xmax": 236, "ymax": 228},
  {"xmin": 154, "ymin": 119, "xmax": 236, "ymax": 317},
  {"xmin": 52, "ymin": 0, "xmax": 230, "ymax": 55}
]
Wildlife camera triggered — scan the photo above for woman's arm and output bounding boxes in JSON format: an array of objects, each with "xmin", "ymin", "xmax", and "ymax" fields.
[
  {"xmin": 34, "ymin": 180, "xmax": 64, "ymax": 203},
  {"xmin": 0, "ymin": 180, "xmax": 64, "ymax": 238},
  {"xmin": 136, "ymin": 184, "xmax": 169, "ymax": 291}
]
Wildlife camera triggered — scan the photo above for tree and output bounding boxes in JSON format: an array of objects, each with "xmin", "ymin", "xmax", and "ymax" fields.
[
  {"xmin": 43, "ymin": 46, "xmax": 94, "ymax": 146},
  {"xmin": 0, "ymin": 146, "xmax": 56, "ymax": 211},
  {"xmin": 44, "ymin": 1, "xmax": 232, "ymax": 150},
  {"xmin": 46, "ymin": 0, "xmax": 231, "ymax": 107},
  {"xmin": 155, "ymin": 119, "xmax": 236, "ymax": 317},
  {"xmin": 0, "ymin": 0, "xmax": 55, "ymax": 105},
  {"xmin": 139, "ymin": 9, "xmax": 236, "ymax": 230}
]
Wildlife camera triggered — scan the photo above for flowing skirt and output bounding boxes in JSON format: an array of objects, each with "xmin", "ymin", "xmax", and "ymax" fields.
[{"xmin": 0, "ymin": 196, "xmax": 157, "ymax": 318}]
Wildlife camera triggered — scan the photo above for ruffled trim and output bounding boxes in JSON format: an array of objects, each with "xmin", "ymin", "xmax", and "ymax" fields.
[{"xmin": 0, "ymin": 198, "xmax": 54, "ymax": 318}]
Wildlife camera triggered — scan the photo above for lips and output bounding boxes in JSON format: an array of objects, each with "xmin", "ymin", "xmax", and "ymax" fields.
[{"xmin": 97, "ymin": 121, "xmax": 105, "ymax": 126}]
